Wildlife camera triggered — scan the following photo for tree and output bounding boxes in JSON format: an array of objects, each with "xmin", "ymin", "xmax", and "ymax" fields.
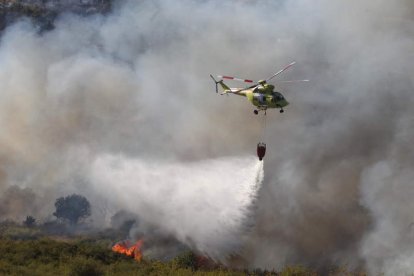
[
  {"xmin": 23, "ymin": 216, "xmax": 36, "ymax": 228},
  {"xmin": 53, "ymin": 194, "xmax": 91, "ymax": 225}
]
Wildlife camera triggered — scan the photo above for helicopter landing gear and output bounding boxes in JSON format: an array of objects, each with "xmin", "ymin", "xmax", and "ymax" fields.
[
  {"xmin": 254, "ymin": 108, "xmax": 267, "ymax": 115},
  {"xmin": 279, "ymin": 108, "xmax": 284, "ymax": 113}
]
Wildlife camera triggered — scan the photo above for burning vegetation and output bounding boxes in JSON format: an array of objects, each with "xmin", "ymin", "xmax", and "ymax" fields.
[{"xmin": 112, "ymin": 239, "xmax": 143, "ymax": 262}]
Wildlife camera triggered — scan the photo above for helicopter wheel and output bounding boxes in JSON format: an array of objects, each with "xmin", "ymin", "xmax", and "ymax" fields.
[
  {"xmin": 254, "ymin": 110, "xmax": 259, "ymax": 115},
  {"xmin": 280, "ymin": 109, "xmax": 284, "ymax": 113}
]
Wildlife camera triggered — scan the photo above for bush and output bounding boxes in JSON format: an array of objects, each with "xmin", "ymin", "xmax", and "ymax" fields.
[
  {"xmin": 174, "ymin": 251, "xmax": 198, "ymax": 271},
  {"xmin": 280, "ymin": 265, "xmax": 317, "ymax": 276},
  {"xmin": 69, "ymin": 257, "xmax": 104, "ymax": 276},
  {"xmin": 23, "ymin": 216, "xmax": 36, "ymax": 228}
]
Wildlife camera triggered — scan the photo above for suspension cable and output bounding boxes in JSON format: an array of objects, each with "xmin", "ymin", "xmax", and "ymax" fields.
[{"xmin": 261, "ymin": 111, "xmax": 267, "ymax": 143}]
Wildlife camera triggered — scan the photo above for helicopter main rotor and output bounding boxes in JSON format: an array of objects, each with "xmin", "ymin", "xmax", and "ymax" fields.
[{"xmin": 215, "ymin": 61, "xmax": 308, "ymax": 93}]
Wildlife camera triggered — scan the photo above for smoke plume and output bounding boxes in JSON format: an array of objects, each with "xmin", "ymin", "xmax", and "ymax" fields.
[{"xmin": 0, "ymin": 0, "xmax": 414, "ymax": 274}]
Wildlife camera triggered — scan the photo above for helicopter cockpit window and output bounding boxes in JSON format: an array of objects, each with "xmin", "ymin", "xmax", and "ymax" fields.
[
  {"xmin": 274, "ymin": 93, "xmax": 284, "ymax": 100},
  {"xmin": 253, "ymin": 93, "xmax": 265, "ymax": 104}
]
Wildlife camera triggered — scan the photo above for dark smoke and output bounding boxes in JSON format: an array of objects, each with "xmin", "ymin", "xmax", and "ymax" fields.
[{"xmin": 0, "ymin": 0, "xmax": 414, "ymax": 274}]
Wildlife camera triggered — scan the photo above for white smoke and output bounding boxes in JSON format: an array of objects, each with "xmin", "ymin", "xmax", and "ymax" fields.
[{"xmin": 360, "ymin": 161, "xmax": 414, "ymax": 275}]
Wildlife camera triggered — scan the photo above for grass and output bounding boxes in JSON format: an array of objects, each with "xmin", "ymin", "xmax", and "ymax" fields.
[{"xmin": 0, "ymin": 224, "xmax": 366, "ymax": 276}]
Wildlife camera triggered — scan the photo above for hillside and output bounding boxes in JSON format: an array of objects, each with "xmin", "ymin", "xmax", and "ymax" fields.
[
  {"xmin": 0, "ymin": 223, "xmax": 367, "ymax": 276},
  {"xmin": 0, "ymin": 0, "xmax": 111, "ymax": 31}
]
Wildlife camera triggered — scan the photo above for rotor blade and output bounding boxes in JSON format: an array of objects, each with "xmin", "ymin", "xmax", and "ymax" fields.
[
  {"xmin": 232, "ymin": 83, "xmax": 259, "ymax": 93},
  {"xmin": 218, "ymin": 75, "xmax": 255, "ymax": 83},
  {"xmin": 209, "ymin": 74, "xmax": 218, "ymax": 93},
  {"xmin": 210, "ymin": 74, "xmax": 217, "ymax": 82},
  {"xmin": 266, "ymin": 61, "xmax": 296, "ymax": 82},
  {"xmin": 247, "ymin": 84, "xmax": 259, "ymax": 89},
  {"xmin": 275, "ymin": 79, "xmax": 309, "ymax": 83}
]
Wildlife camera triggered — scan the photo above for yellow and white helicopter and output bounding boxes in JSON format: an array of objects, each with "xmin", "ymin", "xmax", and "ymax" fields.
[{"xmin": 210, "ymin": 62, "xmax": 308, "ymax": 115}]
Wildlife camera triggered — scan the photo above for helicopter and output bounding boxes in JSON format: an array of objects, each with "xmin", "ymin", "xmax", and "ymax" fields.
[{"xmin": 210, "ymin": 62, "xmax": 308, "ymax": 115}]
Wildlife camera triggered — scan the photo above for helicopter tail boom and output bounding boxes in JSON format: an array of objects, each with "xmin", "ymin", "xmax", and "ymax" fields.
[
  {"xmin": 210, "ymin": 74, "xmax": 231, "ymax": 93},
  {"xmin": 220, "ymin": 88, "xmax": 247, "ymax": 96}
]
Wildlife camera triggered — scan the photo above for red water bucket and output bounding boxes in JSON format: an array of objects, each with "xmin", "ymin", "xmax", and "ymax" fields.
[{"xmin": 257, "ymin": 142, "xmax": 266, "ymax": 161}]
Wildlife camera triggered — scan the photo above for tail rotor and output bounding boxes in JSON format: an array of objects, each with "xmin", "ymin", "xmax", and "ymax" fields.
[{"xmin": 210, "ymin": 74, "xmax": 219, "ymax": 93}]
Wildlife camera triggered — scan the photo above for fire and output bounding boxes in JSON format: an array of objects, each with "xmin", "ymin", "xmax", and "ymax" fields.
[{"xmin": 112, "ymin": 239, "xmax": 143, "ymax": 262}]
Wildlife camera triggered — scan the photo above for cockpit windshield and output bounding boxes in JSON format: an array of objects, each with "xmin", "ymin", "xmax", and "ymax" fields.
[{"xmin": 273, "ymin": 92, "xmax": 284, "ymax": 100}]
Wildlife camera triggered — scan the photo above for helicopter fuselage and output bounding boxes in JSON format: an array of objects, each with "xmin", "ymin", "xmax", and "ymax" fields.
[{"xmin": 230, "ymin": 84, "xmax": 289, "ymax": 110}]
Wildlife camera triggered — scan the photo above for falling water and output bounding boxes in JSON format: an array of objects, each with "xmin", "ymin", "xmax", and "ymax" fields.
[{"xmin": 90, "ymin": 154, "xmax": 264, "ymax": 259}]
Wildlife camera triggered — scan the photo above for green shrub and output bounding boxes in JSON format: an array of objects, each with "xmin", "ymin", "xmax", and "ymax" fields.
[
  {"xmin": 174, "ymin": 251, "xmax": 198, "ymax": 271},
  {"xmin": 280, "ymin": 265, "xmax": 317, "ymax": 276},
  {"xmin": 23, "ymin": 216, "xmax": 36, "ymax": 228},
  {"xmin": 69, "ymin": 257, "xmax": 104, "ymax": 276}
]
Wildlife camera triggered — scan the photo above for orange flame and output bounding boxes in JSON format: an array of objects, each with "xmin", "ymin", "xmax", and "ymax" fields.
[{"xmin": 112, "ymin": 240, "xmax": 143, "ymax": 262}]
